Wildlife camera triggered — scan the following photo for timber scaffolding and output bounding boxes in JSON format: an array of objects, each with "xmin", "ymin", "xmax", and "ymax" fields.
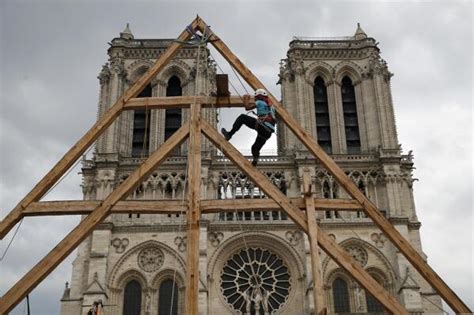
[{"xmin": 0, "ymin": 16, "xmax": 471, "ymax": 315}]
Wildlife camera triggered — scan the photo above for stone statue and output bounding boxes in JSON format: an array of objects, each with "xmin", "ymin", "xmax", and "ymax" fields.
[
  {"xmin": 145, "ymin": 292, "xmax": 151, "ymax": 314},
  {"xmin": 354, "ymin": 284, "xmax": 364, "ymax": 311},
  {"xmin": 243, "ymin": 289, "xmax": 252, "ymax": 314},
  {"xmin": 252, "ymin": 287, "xmax": 263, "ymax": 313},
  {"xmin": 262, "ymin": 289, "xmax": 270, "ymax": 314}
]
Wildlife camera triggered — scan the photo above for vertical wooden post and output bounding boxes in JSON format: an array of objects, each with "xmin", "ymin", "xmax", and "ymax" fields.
[
  {"xmin": 185, "ymin": 102, "xmax": 202, "ymax": 315},
  {"xmin": 303, "ymin": 170, "xmax": 327, "ymax": 315}
]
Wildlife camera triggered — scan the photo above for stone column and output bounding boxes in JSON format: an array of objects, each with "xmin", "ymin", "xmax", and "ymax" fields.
[
  {"xmin": 373, "ymin": 74, "xmax": 399, "ymax": 150},
  {"xmin": 360, "ymin": 76, "xmax": 381, "ymax": 151},
  {"xmin": 199, "ymin": 222, "xmax": 209, "ymax": 314},
  {"xmin": 353, "ymin": 80, "xmax": 369, "ymax": 152},
  {"xmin": 96, "ymin": 64, "xmax": 111, "ymax": 154},
  {"xmin": 103, "ymin": 57, "xmax": 125, "ymax": 154},
  {"xmin": 328, "ymin": 81, "xmax": 346, "ymax": 154}
]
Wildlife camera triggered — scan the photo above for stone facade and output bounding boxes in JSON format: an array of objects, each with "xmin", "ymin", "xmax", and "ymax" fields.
[{"xmin": 60, "ymin": 25, "xmax": 443, "ymax": 315}]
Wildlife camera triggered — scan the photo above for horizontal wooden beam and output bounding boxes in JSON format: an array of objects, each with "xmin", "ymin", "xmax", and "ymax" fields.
[
  {"xmin": 124, "ymin": 95, "xmax": 253, "ymax": 110},
  {"xmin": 22, "ymin": 198, "xmax": 362, "ymax": 216}
]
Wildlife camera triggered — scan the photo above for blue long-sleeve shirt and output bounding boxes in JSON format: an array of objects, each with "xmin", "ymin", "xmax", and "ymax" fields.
[{"xmin": 255, "ymin": 100, "xmax": 276, "ymax": 132}]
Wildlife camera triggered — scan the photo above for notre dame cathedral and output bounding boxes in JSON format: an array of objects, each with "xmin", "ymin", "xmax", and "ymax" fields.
[{"xmin": 59, "ymin": 24, "xmax": 444, "ymax": 315}]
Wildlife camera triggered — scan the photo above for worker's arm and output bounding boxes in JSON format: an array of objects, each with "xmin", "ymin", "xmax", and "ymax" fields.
[{"xmin": 243, "ymin": 94, "xmax": 256, "ymax": 110}]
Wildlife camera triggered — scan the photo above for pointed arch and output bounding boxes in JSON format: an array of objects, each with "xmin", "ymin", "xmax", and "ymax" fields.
[
  {"xmin": 334, "ymin": 61, "xmax": 363, "ymax": 84},
  {"xmin": 108, "ymin": 240, "xmax": 186, "ymax": 289},
  {"xmin": 127, "ymin": 59, "xmax": 155, "ymax": 84},
  {"xmin": 323, "ymin": 237, "xmax": 396, "ymax": 290},
  {"xmin": 157, "ymin": 60, "xmax": 192, "ymax": 86},
  {"xmin": 305, "ymin": 61, "xmax": 334, "ymax": 85}
]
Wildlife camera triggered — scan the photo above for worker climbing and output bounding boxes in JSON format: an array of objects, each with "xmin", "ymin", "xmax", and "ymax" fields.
[{"xmin": 221, "ymin": 89, "xmax": 276, "ymax": 166}]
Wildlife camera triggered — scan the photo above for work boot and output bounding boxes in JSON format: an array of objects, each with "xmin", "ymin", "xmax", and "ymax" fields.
[
  {"xmin": 221, "ymin": 128, "xmax": 231, "ymax": 141},
  {"xmin": 252, "ymin": 158, "xmax": 258, "ymax": 167}
]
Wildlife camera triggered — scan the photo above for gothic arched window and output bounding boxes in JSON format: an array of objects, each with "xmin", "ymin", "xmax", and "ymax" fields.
[
  {"xmin": 165, "ymin": 76, "xmax": 183, "ymax": 141},
  {"xmin": 123, "ymin": 280, "xmax": 142, "ymax": 315},
  {"xmin": 365, "ymin": 274, "xmax": 385, "ymax": 313},
  {"xmin": 132, "ymin": 84, "xmax": 152, "ymax": 157},
  {"xmin": 341, "ymin": 76, "xmax": 361, "ymax": 154},
  {"xmin": 332, "ymin": 277, "xmax": 350, "ymax": 313},
  {"xmin": 314, "ymin": 76, "xmax": 332, "ymax": 153},
  {"xmin": 158, "ymin": 279, "xmax": 178, "ymax": 315}
]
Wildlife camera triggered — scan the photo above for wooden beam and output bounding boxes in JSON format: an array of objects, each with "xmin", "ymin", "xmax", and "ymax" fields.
[
  {"xmin": 201, "ymin": 120, "xmax": 408, "ymax": 314},
  {"xmin": 21, "ymin": 198, "xmax": 362, "ymax": 216},
  {"xmin": 123, "ymin": 95, "xmax": 252, "ymax": 110},
  {"xmin": 185, "ymin": 102, "xmax": 202, "ymax": 315},
  {"xmin": 23, "ymin": 200, "xmax": 186, "ymax": 216},
  {"xmin": 0, "ymin": 124, "xmax": 190, "ymax": 314},
  {"xmin": 0, "ymin": 17, "xmax": 200, "ymax": 240},
  {"xmin": 199, "ymin": 19, "xmax": 472, "ymax": 314},
  {"xmin": 303, "ymin": 170, "xmax": 326, "ymax": 315},
  {"xmin": 202, "ymin": 120, "xmax": 307, "ymax": 228}
]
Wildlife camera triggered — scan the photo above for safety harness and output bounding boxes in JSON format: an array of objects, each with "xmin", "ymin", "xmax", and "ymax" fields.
[{"xmin": 253, "ymin": 98, "xmax": 276, "ymax": 133}]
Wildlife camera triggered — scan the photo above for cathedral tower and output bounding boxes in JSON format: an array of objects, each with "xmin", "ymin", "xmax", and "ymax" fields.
[{"xmin": 60, "ymin": 24, "xmax": 443, "ymax": 315}]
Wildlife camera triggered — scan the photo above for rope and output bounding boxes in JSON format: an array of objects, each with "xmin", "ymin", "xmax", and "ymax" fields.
[
  {"xmin": 169, "ymin": 32, "xmax": 206, "ymax": 315},
  {"xmin": 421, "ymin": 294, "xmax": 450, "ymax": 315},
  {"xmin": 209, "ymin": 51, "xmax": 275, "ymax": 135},
  {"xmin": 207, "ymin": 50, "xmax": 259, "ymax": 285},
  {"xmin": 0, "ymin": 218, "xmax": 23, "ymax": 262},
  {"xmin": 0, "ymin": 140, "xmax": 95, "ymax": 263}
]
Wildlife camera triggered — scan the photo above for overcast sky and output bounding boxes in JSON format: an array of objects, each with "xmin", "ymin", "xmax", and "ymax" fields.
[{"xmin": 0, "ymin": 1, "xmax": 472, "ymax": 314}]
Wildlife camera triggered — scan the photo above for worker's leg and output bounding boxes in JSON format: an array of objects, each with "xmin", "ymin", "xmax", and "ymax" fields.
[
  {"xmin": 222, "ymin": 114, "xmax": 257, "ymax": 140},
  {"xmin": 251, "ymin": 126, "xmax": 272, "ymax": 166}
]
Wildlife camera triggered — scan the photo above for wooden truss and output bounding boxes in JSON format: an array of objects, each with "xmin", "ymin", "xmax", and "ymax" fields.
[{"xmin": 0, "ymin": 16, "xmax": 471, "ymax": 315}]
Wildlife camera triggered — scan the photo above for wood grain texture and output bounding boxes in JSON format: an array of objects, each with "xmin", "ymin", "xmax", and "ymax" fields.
[
  {"xmin": 21, "ymin": 198, "xmax": 362, "ymax": 216},
  {"xmin": 303, "ymin": 171, "xmax": 326, "ymax": 315},
  {"xmin": 185, "ymin": 102, "xmax": 202, "ymax": 315}
]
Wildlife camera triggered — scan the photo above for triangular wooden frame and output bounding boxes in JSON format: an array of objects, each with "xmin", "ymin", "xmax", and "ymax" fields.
[{"xmin": 0, "ymin": 16, "xmax": 470, "ymax": 315}]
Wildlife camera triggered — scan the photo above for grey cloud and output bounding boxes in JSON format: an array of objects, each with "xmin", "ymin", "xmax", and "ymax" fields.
[{"xmin": 1, "ymin": 1, "xmax": 472, "ymax": 314}]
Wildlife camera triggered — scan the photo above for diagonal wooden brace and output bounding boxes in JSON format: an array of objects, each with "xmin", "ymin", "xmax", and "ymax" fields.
[
  {"xmin": 198, "ymin": 19, "xmax": 471, "ymax": 314},
  {"xmin": 0, "ymin": 124, "xmax": 190, "ymax": 314},
  {"xmin": 0, "ymin": 17, "xmax": 201, "ymax": 240},
  {"xmin": 201, "ymin": 120, "xmax": 408, "ymax": 314}
]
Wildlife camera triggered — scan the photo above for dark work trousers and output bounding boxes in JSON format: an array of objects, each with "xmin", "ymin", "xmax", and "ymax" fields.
[{"xmin": 227, "ymin": 114, "xmax": 273, "ymax": 160}]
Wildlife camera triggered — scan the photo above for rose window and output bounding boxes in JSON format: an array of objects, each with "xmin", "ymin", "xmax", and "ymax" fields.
[
  {"xmin": 220, "ymin": 247, "xmax": 291, "ymax": 314},
  {"xmin": 344, "ymin": 245, "xmax": 368, "ymax": 267},
  {"xmin": 137, "ymin": 247, "xmax": 164, "ymax": 272}
]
